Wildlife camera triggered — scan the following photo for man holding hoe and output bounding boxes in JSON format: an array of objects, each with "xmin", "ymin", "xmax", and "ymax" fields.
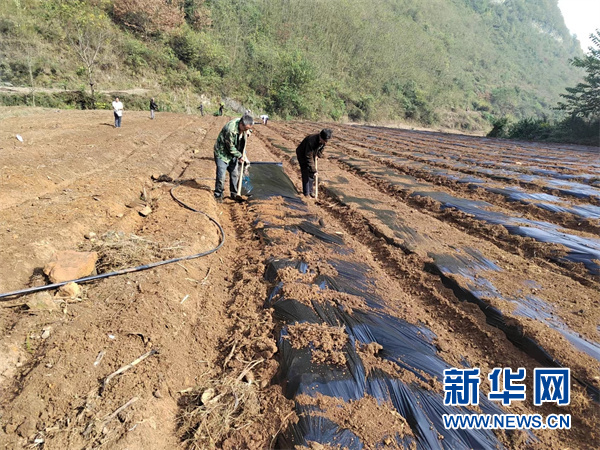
[
  {"xmin": 213, "ymin": 114, "xmax": 253, "ymax": 203},
  {"xmin": 295, "ymin": 129, "xmax": 333, "ymax": 198}
]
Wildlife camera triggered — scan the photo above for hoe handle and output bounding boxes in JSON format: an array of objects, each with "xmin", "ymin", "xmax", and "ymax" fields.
[
  {"xmin": 236, "ymin": 131, "xmax": 249, "ymax": 196},
  {"xmin": 314, "ymin": 157, "xmax": 319, "ymax": 199}
]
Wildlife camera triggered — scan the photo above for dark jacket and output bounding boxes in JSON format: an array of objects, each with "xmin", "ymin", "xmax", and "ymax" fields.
[
  {"xmin": 150, "ymin": 100, "xmax": 158, "ymax": 111},
  {"xmin": 295, "ymin": 134, "xmax": 324, "ymax": 176}
]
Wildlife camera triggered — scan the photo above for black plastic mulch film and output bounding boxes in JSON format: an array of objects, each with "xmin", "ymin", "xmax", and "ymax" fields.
[
  {"xmin": 334, "ymin": 149, "xmax": 600, "ymax": 276},
  {"xmin": 323, "ymin": 146, "xmax": 600, "ymax": 363},
  {"xmin": 322, "ymin": 153, "xmax": 600, "ymax": 400},
  {"xmin": 244, "ymin": 163, "xmax": 509, "ymax": 449}
]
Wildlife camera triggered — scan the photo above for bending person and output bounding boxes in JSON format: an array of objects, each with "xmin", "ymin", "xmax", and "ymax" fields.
[
  {"xmin": 213, "ymin": 114, "xmax": 253, "ymax": 202},
  {"xmin": 295, "ymin": 129, "xmax": 332, "ymax": 197}
]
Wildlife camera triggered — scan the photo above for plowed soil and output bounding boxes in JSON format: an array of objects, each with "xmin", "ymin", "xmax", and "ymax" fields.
[{"xmin": 0, "ymin": 107, "xmax": 598, "ymax": 449}]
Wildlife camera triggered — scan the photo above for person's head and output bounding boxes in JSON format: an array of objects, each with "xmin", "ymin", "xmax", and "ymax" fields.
[
  {"xmin": 239, "ymin": 114, "xmax": 254, "ymax": 132},
  {"xmin": 115, "ymin": 97, "xmax": 119, "ymax": 102},
  {"xmin": 151, "ymin": 97, "xmax": 154, "ymax": 101},
  {"xmin": 319, "ymin": 128, "xmax": 333, "ymax": 145}
]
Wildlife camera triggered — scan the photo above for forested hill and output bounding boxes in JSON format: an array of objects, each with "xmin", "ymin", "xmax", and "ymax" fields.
[{"xmin": 0, "ymin": 0, "xmax": 585, "ymax": 131}]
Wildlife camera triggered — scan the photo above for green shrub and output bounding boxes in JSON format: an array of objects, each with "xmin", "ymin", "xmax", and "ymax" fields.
[
  {"xmin": 490, "ymin": 114, "xmax": 600, "ymax": 146},
  {"xmin": 487, "ymin": 117, "xmax": 509, "ymax": 138},
  {"xmin": 508, "ymin": 117, "xmax": 552, "ymax": 140},
  {"xmin": 122, "ymin": 38, "xmax": 151, "ymax": 72},
  {"xmin": 0, "ymin": 17, "xmax": 15, "ymax": 34},
  {"xmin": 169, "ymin": 28, "xmax": 199, "ymax": 66},
  {"xmin": 0, "ymin": 91, "xmax": 85, "ymax": 109},
  {"xmin": 162, "ymin": 69, "xmax": 189, "ymax": 89},
  {"xmin": 558, "ymin": 116, "xmax": 600, "ymax": 146}
]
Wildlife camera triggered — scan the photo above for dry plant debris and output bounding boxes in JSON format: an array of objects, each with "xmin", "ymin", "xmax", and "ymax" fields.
[
  {"xmin": 85, "ymin": 231, "xmax": 186, "ymax": 272},
  {"xmin": 178, "ymin": 362, "xmax": 263, "ymax": 450}
]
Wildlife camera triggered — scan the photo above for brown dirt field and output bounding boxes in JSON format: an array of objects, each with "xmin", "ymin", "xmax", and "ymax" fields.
[{"xmin": 0, "ymin": 107, "xmax": 598, "ymax": 449}]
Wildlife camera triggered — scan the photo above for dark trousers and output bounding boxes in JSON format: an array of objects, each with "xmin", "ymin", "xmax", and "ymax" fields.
[
  {"xmin": 114, "ymin": 112, "xmax": 122, "ymax": 127},
  {"xmin": 214, "ymin": 156, "xmax": 240, "ymax": 198},
  {"xmin": 300, "ymin": 166, "xmax": 314, "ymax": 196}
]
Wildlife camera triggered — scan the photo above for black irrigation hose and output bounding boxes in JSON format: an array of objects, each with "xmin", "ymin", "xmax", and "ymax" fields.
[{"xmin": 0, "ymin": 183, "xmax": 225, "ymax": 300}]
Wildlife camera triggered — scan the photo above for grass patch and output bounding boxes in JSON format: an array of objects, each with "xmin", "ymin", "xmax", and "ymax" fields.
[{"xmin": 86, "ymin": 231, "xmax": 186, "ymax": 272}]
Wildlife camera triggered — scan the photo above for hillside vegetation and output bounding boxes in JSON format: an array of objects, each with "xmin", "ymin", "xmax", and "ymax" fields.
[{"xmin": 0, "ymin": 0, "xmax": 586, "ymax": 132}]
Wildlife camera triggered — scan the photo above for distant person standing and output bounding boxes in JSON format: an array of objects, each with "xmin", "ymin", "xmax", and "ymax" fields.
[
  {"xmin": 295, "ymin": 129, "xmax": 332, "ymax": 197},
  {"xmin": 198, "ymin": 104, "xmax": 204, "ymax": 116},
  {"xmin": 149, "ymin": 98, "xmax": 158, "ymax": 119},
  {"xmin": 218, "ymin": 103, "xmax": 224, "ymax": 116},
  {"xmin": 213, "ymin": 114, "xmax": 254, "ymax": 202},
  {"xmin": 112, "ymin": 97, "xmax": 123, "ymax": 128}
]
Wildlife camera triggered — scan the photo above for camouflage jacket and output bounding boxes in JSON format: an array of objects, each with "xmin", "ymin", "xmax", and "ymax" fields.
[{"xmin": 214, "ymin": 118, "xmax": 246, "ymax": 163}]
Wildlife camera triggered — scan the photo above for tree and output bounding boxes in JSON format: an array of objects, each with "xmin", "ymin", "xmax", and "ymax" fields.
[
  {"xmin": 71, "ymin": 17, "xmax": 111, "ymax": 107},
  {"xmin": 23, "ymin": 42, "xmax": 37, "ymax": 107},
  {"xmin": 44, "ymin": 0, "xmax": 112, "ymax": 108},
  {"xmin": 557, "ymin": 30, "xmax": 600, "ymax": 119}
]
